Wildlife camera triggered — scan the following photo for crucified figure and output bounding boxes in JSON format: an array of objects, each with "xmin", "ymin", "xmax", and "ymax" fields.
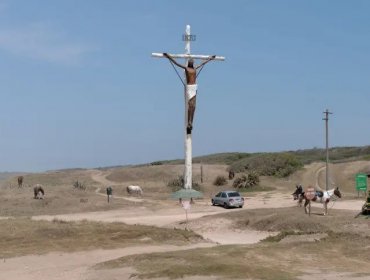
[{"xmin": 163, "ymin": 53, "xmax": 216, "ymax": 134}]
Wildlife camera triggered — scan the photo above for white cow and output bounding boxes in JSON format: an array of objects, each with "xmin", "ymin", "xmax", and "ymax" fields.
[{"xmin": 127, "ymin": 185, "xmax": 143, "ymax": 196}]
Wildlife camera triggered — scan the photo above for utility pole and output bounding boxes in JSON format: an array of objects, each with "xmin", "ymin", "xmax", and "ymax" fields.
[
  {"xmin": 152, "ymin": 25, "xmax": 224, "ymax": 199},
  {"xmin": 323, "ymin": 109, "xmax": 333, "ymax": 191}
]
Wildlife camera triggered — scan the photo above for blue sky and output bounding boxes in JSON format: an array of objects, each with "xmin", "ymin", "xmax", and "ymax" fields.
[{"xmin": 0, "ymin": 0, "xmax": 369, "ymax": 172}]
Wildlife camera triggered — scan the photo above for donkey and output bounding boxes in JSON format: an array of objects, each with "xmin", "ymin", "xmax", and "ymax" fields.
[{"xmin": 303, "ymin": 187, "xmax": 341, "ymax": 215}]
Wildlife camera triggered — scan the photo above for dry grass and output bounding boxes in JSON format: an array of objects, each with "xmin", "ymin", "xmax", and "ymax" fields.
[
  {"xmin": 0, "ymin": 218, "xmax": 203, "ymax": 258},
  {"xmin": 264, "ymin": 160, "xmax": 370, "ymax": 197},
  {"xmin": 96, "ymin": 233, "xmax": 370, "ymax": 279},
  {"xmin": 96, "ymin": 245, "xmax": 297, "ymax": 280},
  {"xmin": 0, "ymin": 184, "xmax": 139, "ymax": 217},
  {"xmin": 95, "ymin": 207, "xmax": 370, "ymax": 279},
  {"xmin": 105, "ymin": 164, "xmax": 230, "ymax": 199},
  {"xmin": 207, "ymin": 207, "xmax": 370, "ymax": 235},
  {"xmin": 3, "ymin": 169, "xmax": 97, "ymax": 188},
  {"xmin": 1, "ymin": 161, "xmax": 369, "ymax": 280},
  {"xmin": 1, "ymin": 161, "xmax": 367, "ymax": 217}
]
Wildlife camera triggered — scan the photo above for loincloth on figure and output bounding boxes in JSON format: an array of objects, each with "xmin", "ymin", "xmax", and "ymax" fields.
[{"xmin": 186, "ymin": 84, "xmax": 197, "ymax": 101}]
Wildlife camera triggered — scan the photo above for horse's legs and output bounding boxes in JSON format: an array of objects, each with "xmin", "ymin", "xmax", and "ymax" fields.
[
  {"xmin": 298, "ymin": 196, "xmax": 303, "ymax": 207},
  {"xmin": 323, "ymin": 201, "xmax": 328, "ymax": 216},
  {"xmin": 304, "ymin": 199, "xmax": 309, "ymax": 214}
]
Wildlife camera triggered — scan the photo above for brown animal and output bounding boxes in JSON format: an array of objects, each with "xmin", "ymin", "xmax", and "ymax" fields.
[
  {"xmin": 33, "ymin": 184, "xmax": 45, "ymax": 199},
  {"xmin": 18, "ymin": 176, "xmax": 24, "ymax": 188},
  {"xmin": 228, "ymin": 170, "xmax": 235, "ymax": 180},
  {"xmin": 292, "ymin": 185, "xmax": 304, "ymax": 207}
]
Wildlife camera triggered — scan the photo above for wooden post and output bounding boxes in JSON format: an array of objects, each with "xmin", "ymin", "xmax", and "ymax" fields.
[{"xmin": 200, "ymin": 164, "xmax": 203, "ymax": 183}]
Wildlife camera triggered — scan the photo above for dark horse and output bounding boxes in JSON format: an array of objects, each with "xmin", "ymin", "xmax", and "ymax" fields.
[
  {"xmin": 292, "ymin": 185, "xmax": 304, "ymax": 207},
  {"xmin": 33, "ymin": 184, "xmax": 45, "ymax": 199},
  {"xmin": 18, "ymin": 176, "xmax": 24, "ymax": 188}
]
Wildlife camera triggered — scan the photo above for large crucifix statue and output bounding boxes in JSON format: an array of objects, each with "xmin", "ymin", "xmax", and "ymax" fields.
[
  {"xmin": 152, "ymin": 25, "xmax": 225, "ymax": 199},
  {"xmin": 162, "ymin": 53, "xmax": 216, "ymax": 135}
]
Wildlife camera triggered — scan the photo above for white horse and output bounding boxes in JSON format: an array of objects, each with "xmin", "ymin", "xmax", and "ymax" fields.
[
  {"xmin": 304, "ymin": 187, "xmax": 342, "ymax": 215},
  {"xmin": 127, "ymin": 185, "xmax": 143, "ymax": 196}
]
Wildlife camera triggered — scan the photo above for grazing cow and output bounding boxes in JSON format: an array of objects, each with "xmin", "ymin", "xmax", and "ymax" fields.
[
  {"xmin": 126, "ymin": 185, "xmax": 143, "ymax": 196},
  {"xmin": 33, "ymin": 184, "xmax": 45, "ymax": 199},
  {"xmin": 18, "ymin": 176, "xmax": 24, "ymax": 188}
]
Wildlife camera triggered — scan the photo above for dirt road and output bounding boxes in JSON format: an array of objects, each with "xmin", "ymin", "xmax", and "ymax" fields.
[{"xmin": 0, "ymin": 243, "xmax": 214, "ymax": 280}]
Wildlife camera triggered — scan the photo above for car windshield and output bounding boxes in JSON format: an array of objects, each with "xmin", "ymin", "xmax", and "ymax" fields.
[{"xmin": 228, "ymin": 192, "xmax": 241, "ymax": 197}]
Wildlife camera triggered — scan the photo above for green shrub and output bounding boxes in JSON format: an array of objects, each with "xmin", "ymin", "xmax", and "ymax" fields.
[
  {"xmin": 167, "ymin": 175, "xmax": 200, "ymax": 191},
  {"xmin": 233, "ymin": 175, "xmax": 247, "ymax": 188},
  {"xmin": 230, "ymin": 153, "xmax": 302, "ymax": 178},
  {"xmin": 73, "ymin": 180, "xmax": 86, "ymax": 191},
  {"xmin": 213, "ymin": 175, "xmax": 227, "ymax": 186},
  {"xmin": 150, "ymin": 161, "xmax": 163, "ymax": 165},
  {"xmin": 246, "ymin": 172, "xmax": 260, "ymax": 187},
  {"xmin": 233, "ymin": 173, "xmax": 260, "ymax": 189}
]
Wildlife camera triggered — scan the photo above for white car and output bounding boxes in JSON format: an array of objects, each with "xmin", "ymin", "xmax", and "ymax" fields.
[{"xmin": 211, "ymin": 191, "xmax": 244, "ymax": 208}]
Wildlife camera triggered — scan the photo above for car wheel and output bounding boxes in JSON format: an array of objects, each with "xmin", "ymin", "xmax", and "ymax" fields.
[
  {"xmin": 239, "ymin": 205, "xmax": 243, "ymax": 208},
  {"xmin": 211, "ymin": 199, "xmax": 216, "ymax": 206},
  {"xmin": 223, "ymin": 203, "xmax": 229, "ymax": 209}
]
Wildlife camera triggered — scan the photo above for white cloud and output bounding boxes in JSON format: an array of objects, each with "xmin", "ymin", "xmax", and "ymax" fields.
[{"xmin": 0, "ymin": 22, "xmax": 96, "ymax": 65}]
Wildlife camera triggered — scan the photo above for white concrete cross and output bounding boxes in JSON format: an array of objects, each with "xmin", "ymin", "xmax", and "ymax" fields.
[{"xmin": 152, "ymin": 25, "xmax": 225, "ymax": 194}]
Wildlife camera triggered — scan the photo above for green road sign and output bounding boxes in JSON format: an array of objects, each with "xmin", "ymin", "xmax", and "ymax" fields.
[{"xmin": 355, "ymin": 173, "xmax": 368, "ymax": 191}]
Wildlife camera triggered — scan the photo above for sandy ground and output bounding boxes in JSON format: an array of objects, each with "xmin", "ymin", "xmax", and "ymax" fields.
[
  {"xmin": 1, "ymin": 167, "xmax": 367, "ymax": 280},
  {"xmin": 20, "ymin": 192, "xmax": 364, "ymax": 280},
  {"xmin": 0, "ymin": 243, "xmax": 215, "ymax": 280}
]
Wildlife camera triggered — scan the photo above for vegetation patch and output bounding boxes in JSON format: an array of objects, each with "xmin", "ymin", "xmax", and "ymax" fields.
[
  {"xmin": 150, "ymin": 146, "xmax": 370, "ymax": 174},
  {"xmin": 210, "ymin": 207, "xmax": 370, "ymax": 237},
  {"xmin": 95, "ymin": 207, "xmax": 370, "ymax": 279},
  {"xmin": 213, "ymin": 175, "xmax": 227, "ymax": 186},
  {"xmin": 238, "ymin": 185, "xmax": 275, "ymax": 192},
  {"xmin": 167, "ymin": 175, "xmax": 201, "ymax": 192},
  {"xmin": 95, "ymin": 245, "xmax": 297, "ymax": 280},
  {"xmin": 73, "ymin": 180, "xmax": 86, "ymax": 191},
  {"xmin": 96, "ymin": 230, "xmax": 370, "ymax": 279},
  {"xmin": 232, "ymin": 172, "xmax": 260, "ymax": 188},
  {"xmin": 230, "ymin": 153, "xmax": 302, "ymax": 177},
  {"xmin": 0, "ymin": 218, "xmax": 203, "ymax": 258},
  {"xmin": 262, "ymin": 230, "xmax": 305, "ymax": 242}
]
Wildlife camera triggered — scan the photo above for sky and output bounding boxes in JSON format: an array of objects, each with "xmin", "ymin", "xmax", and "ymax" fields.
[{"xmin": 0, "ymin": 0, "xmax": 369, "ymax": 172}]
